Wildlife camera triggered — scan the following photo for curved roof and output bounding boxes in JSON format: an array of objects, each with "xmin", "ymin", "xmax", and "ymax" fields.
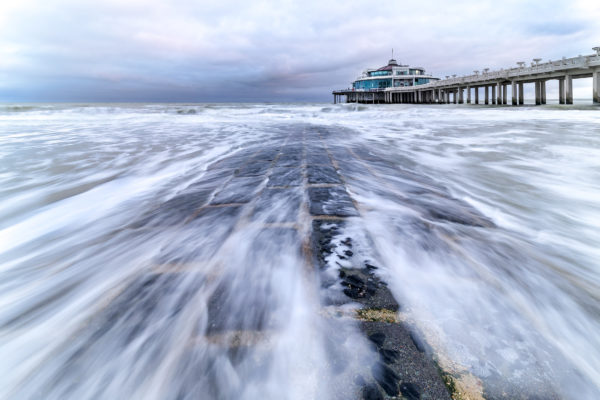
[{"xmin": 376, "ymin": 58, "xmax": 399, "ymax": 71}]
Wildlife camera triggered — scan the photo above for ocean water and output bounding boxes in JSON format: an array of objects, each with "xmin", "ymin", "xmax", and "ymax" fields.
[{"xmin": 0, "ymin": 102, "xmax": 599, "ymax": 399}]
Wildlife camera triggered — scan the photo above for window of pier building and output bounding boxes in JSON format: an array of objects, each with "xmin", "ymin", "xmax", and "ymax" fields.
[
  {"xmin": 393, "ymin": 79, "xmax": 412, "ymax": 87},
  {"xmin": 415, "ymin": 78, "xmax": 430, "ymax": 85},
  {"xmin": 395, "ymin": 70, "xmax": 408, "ymax": 75},
  {"xmin": 353, "ymin": 79, "xmax": 392, "ymax": 89},
  {"xmin": 368, "ymin": 70, "xmax": 391, "ymax": 77},
  {"xmin": 409, "ymin": 69, "xmax": 423, "ymax": 75}
]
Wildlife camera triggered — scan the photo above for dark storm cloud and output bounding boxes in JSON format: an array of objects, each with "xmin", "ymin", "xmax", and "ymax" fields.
[{"xmin": 0, "ymin": 0, "xmax": 598, "ymax": 102}]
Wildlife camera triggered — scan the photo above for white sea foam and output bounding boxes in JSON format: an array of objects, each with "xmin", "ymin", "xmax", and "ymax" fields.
[{"xmin": 0, "ymin": 102, "xmax": 599, "ymax": 399}]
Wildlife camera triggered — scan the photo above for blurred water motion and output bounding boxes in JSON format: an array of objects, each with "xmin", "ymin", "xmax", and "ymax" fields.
[{"xmin": 0, "ymin": 103, "xmax": 599, "ymax": 399}]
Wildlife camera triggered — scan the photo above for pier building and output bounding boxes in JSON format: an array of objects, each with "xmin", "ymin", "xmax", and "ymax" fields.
[
  {"xmin": 333, "ymin": 47, "xmax": 600, "ymax": 105},
  {"xmin": 351, "ymin": 58, "xmax": 439, "ymax": 90}
]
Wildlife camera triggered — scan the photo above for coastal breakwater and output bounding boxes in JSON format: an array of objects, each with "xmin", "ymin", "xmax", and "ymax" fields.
[
  {"xmin": 2, "ymin": 104, "xmax": 599, "ymax": 399},
  {"xmin": 334, "ymin": 48, "xmax": 600, "ymax": 105}
]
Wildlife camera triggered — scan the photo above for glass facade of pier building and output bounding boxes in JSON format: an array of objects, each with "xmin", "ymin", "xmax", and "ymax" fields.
[{"xmin": 351, "ymin": 59, "xmax": 439, "ymax": 90}]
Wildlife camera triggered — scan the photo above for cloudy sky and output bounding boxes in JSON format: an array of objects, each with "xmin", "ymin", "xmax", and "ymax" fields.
[{"xmin": 1, "ymin": 0, "xmax": 599, "ymax": 102}]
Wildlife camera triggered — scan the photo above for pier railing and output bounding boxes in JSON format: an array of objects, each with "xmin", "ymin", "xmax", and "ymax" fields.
[{"xmin": 333, "ymin": 48, "xmax": 600, "ymax": 105}]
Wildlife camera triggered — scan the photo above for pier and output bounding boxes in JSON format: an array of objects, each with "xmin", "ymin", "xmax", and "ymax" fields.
[{"xmin": 333, "ymin": 47, "xmax": 600, "ymax": 105}]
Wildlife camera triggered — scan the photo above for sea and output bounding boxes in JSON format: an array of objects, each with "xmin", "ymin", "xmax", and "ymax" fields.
[{"xmin": 0, "ymin": 102, "xmax": 599, "ymax": 399}]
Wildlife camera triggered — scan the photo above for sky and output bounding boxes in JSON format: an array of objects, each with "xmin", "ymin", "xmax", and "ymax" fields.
[{"xmin": 1, "ymin": 0, "xmax": 599, "ymax": 102}]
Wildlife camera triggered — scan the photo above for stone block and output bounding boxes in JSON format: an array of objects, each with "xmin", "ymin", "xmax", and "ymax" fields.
[{"xmin": 308, "ymin": 186, "xmax": 358, "ymax": 217}]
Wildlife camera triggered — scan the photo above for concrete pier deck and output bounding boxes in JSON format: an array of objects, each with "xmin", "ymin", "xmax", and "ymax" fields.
[{"xmin": 334, "ymin": 48, "xmax": 600, "ymax": 106}]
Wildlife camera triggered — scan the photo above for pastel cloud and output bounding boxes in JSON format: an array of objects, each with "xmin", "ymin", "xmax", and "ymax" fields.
[{"xmin": 0, "ymin": 0, "xmax": 598, "ymax": 101}]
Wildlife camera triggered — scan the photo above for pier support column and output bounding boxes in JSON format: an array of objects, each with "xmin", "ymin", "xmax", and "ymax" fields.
[
  {"xmin": 475, "ymin": 87, "xmax": 479, "ymax": 104},
  {"xmin": 492, "ymin": 85, "xmax": 496, "ymax": 105},
  {"xmin": 535, "ymin": 81, "xmax": 541, "ymax": 105},
  {"xmin": 565, "ymin": 75, "xmax": 573, "ymax": 104},
  {"xmin": 518, "ymin": 82, "xmax": 524, "ymax": 105},
  {"xmin": 496, "ymin": 82, "xmax": 502, "ymax": 104},
  {"xmin": 458, "ymin": 87, "xmax": 464, "ymax": 104},
  {"xmin": 485, "ymin": 86, "xmax": 489, "ymax": 104},
  {"xmin": 541, "ymin": 80, "xmax": 546, "ymax": 105},
  {"xmin": 467, "ymin": 86, "xmax": 471, "ymax": 104},
  {"xmin": 559, "ymin": 79, "xmax": 565, "ymax": 104},
  {"xmin": 511, "ymin": 81, "xmax": 517, "ymax": 105},
  {"xmin": 502, "ymin": 84, "xmax": 507, "ymax": 104},
  {"xmin": 593, "ymin": 68, "xmax": 600, "ymax": 104}
]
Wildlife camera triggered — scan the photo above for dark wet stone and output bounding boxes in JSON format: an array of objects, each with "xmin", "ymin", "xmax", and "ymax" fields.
[
  {"xmin": 372, "ymin": 362, "xmax": 399, "ymax": 396},
  {"xmin": 157, "ymin": 206, "xmax": 242, "ymax": 263},
  {"xmin": 184, "ymin": 168, "xmax": 232, "ymax": 192},
  {"xmin": 306, "ymin": 165, "xmax": 342, "ymax": 184},
  {"xmin": 234, "ymin": 162, "xmax": 270, "ymax": 177},
  {"xmin": 276, "ymin": 154, "xmax": 303, "ymax": 167},
  {"xmin": 206, "ymin": 228, "xmax": 300, "ymax": 334},
  {"xmin": 280, "ymin": 145, "xmax": 303, "ymax": 154},
  {"xmin": 308, "ymin": 186, "xmax": 358, "ymax": 217},
  {"xmin": 210, "ymin": 177, "xmax": 264, "ymax": 204},
  {"xmin": 253, "ymin": 149, "xmax": 280, "ymax": 161},
  {"xmin": 409, "ymin": 331, "xmax": 428, "ymax": 354},
  {"xmin": 379, "ymin": 348, "xmax": 401, "ymax": 365},
  {"xmin": 362, "ymin": 384, "xmax": 384, "ymax": 400},
  {"xmin": 90, "ymin": 273, "xmax": 201, "ymax": 346},
  {"xmin": 404, "ymin": 194, "xmax": 495, "ymax": 228},
  {"xmin": 311, "ymin": 219, "xmax": 345, "ymax": 270},
  {"xmin": 338, "ymin": 268, "xmax": 400, "ymax": 310},
  {"xmin": 335, "ymin": 161, "xmax": 373, "ymax": 177},
  {"xmin": 361, "ymin": 322, "xmax": 452, "ymax": 399},
  {"xmin": 252, "ymin": 188, "xmax": 302, "ymax": 223},
  {"xmin": 267, "ymin": 167, "xmax": 302, "ymax": 187},
  {"xmin": 367, "ymin": 285, "xmax": 400, "ymax": 311},
  {"xmin": 327, "ymin": 146, "xmax": 354, "ymax": 160},
  {"xmin": 344, "ymin": 250, "xmax": 353, "ymax": 257},
  {"xmin": 341, "ymin": 272, "xmax": 377, "ymax": 300},
  {"xmin": 306, "ymin": 153, "xmax": 332, "ymax": 165},
  {"xmin": 354, "ymin": 375, "xmax": 367, "ymax": 387},
  {"xmin": 207, "ymin": 150, "xmax": 255, "ymax": 170},
  {"xmin": 134, "ymin": 190, "xmax": 213, "ymax": 227},
  {"xmin": 400, "ymin": 382, "xmax": 421, "ymax": 400},
  {"xmin": 368, "ymin": 332, "xmax": 386, "ymax": 348}
]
